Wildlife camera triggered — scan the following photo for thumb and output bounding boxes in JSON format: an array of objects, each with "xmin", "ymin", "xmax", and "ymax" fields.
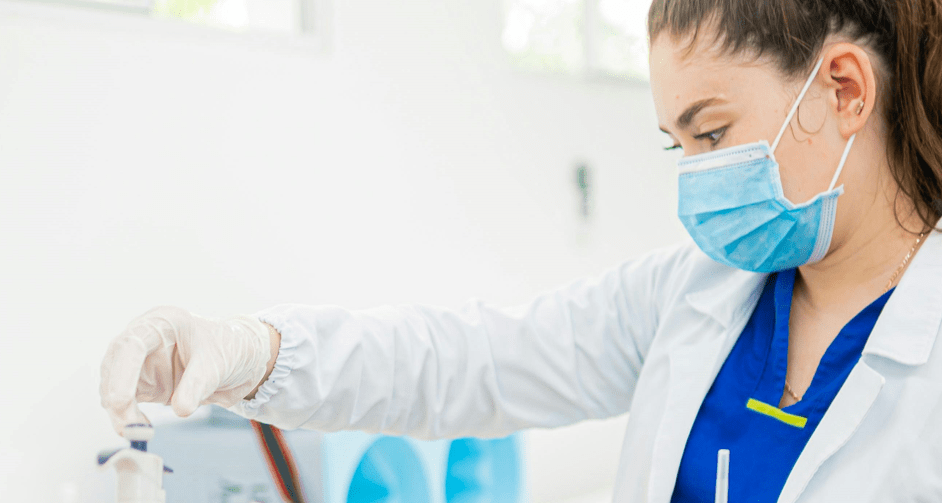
[{"xmin": 170, "ymin": 356, "xmax": 222, "ymax": 417}]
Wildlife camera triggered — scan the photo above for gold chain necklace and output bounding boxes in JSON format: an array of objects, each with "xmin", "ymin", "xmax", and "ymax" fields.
[
  {"xmin": 784, "ymin": 231, "xmax": 928, "ymax": 403},
  {"xmin": 883, "ymin": 232, "xmax": 928, "ymax": 293}
]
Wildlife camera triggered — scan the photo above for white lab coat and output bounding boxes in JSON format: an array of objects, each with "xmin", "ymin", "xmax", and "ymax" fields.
[{"xmin": 230, "ymin": 229, "xmax": 942, "ymax": 502}]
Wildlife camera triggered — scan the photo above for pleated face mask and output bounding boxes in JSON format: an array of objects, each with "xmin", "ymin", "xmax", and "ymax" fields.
[{"xmin": 676, "ymin": 56, "xmax": 856, "ymax": 273}]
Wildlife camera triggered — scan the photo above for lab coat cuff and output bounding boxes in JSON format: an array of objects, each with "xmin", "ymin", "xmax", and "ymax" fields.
[{"xmin": 229, "ymin": 308, "xmax": 299, "ymax": 419}]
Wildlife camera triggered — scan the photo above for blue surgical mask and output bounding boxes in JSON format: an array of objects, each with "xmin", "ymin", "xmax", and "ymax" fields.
[{"xmin": 676, "ymin": 57, "xmax": 856, "ymax": 273}]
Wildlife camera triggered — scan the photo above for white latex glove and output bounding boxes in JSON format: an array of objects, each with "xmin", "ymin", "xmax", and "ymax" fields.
[{"xmin": 100, "ymin": 305, "xmax": 273, "ymax": 435}]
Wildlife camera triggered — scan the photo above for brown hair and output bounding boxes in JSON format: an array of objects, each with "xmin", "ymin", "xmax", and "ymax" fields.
[{"xmin": 648, "ymin": 0, "xmax": 942, "ymax": 232}]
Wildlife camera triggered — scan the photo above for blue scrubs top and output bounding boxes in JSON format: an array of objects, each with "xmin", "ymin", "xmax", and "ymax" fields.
[{"xmin": 670, "ymin": 268, "xmax": 894, "ymax": 502}]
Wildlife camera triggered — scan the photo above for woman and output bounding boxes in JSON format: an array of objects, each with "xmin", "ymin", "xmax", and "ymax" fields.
[{"xmin": 100, "ymin": 0, "xmax": 942, "ymax": 500}]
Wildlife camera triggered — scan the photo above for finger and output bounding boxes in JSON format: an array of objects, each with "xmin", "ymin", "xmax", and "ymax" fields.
[
  {"xmin": 171, "ymin": 355, "xmax": 222, "ymax": 417},
  {"xmin": 100, "ymin": 308, "xmax": 179, "ymax": 434},
  {"xmin": 100, "ymin": 335, "xmax": 152, "ymax": 435},
  {"xmin": 135, "ymin": 346, "xmax": 177, "ymax": 405},
  {"xmin": 106, "ymin": 400, "xmax": 150, "ymax": 437}
]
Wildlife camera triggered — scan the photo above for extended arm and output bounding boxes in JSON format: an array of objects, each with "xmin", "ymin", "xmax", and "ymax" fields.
[{"xmin": 229, "ymin": 248, "xmax": 677, "ymax": 439}]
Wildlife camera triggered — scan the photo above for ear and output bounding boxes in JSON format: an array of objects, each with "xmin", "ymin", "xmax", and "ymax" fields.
[{"xmin": 820, "ymin": 43, "xmax": 877, "ymax": 138}]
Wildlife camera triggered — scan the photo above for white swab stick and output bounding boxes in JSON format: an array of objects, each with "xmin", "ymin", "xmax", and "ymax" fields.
[{"xmin": 715, "ymin": 449, "xmax": 729, "ymax": 503}]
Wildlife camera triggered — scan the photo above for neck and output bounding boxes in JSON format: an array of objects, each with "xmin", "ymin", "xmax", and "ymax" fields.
[{"xmin": 794, "ymin": 200, "xmax": 925, "ymax": 312}]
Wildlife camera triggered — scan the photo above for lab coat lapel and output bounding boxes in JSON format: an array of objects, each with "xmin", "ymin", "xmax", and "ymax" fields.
[
  {"xmin": 778, "ymin": 229, "xmax": 942, "ymax": 503},
  {"xmin": 776, "ymin": 361, "xmax": 885, "ymax": 503},
  {"xmin": 647, "ymin": 267, "xmax": 766, "ymax": 503},
  {"xmin": 647, "ymin": 339, "xmax": 731, "ymax": 503}
]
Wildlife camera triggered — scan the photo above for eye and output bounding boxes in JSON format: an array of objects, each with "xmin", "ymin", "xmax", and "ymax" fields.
[
  {"xmin": 662, "ymin": 126, "xmax": 728, "ymax": 152},
  {"xmin": 695, "ymin": 126, "xmax": 727, "ymax": 147},
  {"xmin": 661, "ymin": 133, "xmax": 681, "ymax": 151}
]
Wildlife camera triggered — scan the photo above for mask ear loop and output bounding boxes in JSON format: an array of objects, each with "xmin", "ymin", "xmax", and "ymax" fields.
[
  {"xmin": 828, "ymin": 133, "xmax": 855, "ymax": 191},
  {"xmin": 770, "ymin": 56, "xmax": 857, "ymax": 192},
  {"xmin": 771, "ymin": 56, "xmax": 826, "ymax": 153}
]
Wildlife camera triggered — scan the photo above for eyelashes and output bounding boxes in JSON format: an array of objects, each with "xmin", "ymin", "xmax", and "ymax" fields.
[
  {"xmin": 699, "ymin": 126, "xmax": 728, "ymax": 146},
  {"xmin": 663, "ymin": 126, "xmax": 729, "ymax": 151}
]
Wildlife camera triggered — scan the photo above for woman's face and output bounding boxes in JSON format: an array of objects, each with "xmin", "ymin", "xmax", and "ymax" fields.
[{"xmin": 648, "ymin": 31, "xmax": 868, "ymax": 208}]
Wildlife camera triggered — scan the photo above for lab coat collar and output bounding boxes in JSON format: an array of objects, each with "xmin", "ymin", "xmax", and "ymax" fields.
[
  {"xmin": 863, "ymin": 228, "xmax": 942, "ymax": 366},
  {"xmin": 685, "ymin": 227, "xmax": 942, "ymax": 365},
  {"xmin": 685, "ymin": 266, "xmax": 768, "ymax": 329}
]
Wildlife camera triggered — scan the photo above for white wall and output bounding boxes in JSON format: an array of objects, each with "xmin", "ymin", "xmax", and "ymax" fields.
[{"xmin": 0, "ymin": 0, "xmax": 687, "ymax": 501}]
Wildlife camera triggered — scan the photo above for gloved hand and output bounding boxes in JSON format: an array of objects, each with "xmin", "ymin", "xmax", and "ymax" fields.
[{"xmin": 100, "ymin": 305, "xmax": 275, "ymax": 435}]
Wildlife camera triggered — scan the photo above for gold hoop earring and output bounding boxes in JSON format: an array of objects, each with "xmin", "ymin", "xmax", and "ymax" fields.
[{"xmin": 855, "ymin": 101, "xmax": 865, "ymax": 115}]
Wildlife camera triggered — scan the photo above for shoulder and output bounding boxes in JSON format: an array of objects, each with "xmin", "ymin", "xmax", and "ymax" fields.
[{"xmin": 631, "ymin": 238, "xmax": 743, "ymax": 304}]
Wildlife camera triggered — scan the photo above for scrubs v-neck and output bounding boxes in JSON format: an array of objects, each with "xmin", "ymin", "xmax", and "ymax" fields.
[{"xmin": 670, "ymin": 268, "xmax": 894, "ymax": 502}]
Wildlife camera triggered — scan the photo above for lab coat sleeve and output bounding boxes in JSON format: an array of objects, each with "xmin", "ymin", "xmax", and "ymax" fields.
[{"xmin": 228, "ymin": 244, "xmax": 686, "ymax": 439}]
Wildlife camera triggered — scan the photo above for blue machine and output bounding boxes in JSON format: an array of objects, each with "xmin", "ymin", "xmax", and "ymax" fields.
[{"xmin": 141, "ymin": 406, "xmax": 523, "ymax": 503}]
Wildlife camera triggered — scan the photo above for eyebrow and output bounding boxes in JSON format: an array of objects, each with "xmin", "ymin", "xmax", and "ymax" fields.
[{"xmin": 658, "ymin": 97, "xmax": 725, "ymax": 134}]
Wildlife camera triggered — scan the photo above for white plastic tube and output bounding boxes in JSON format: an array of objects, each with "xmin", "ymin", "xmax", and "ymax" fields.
[
  {"xmin": 715, "ymin": 449, "xmax": 729, "ymax": 503},
  {"xmin": 104, "ymin": 450, "xmax": 166, "ymax": 503},
  {"xmin": 100, "ymin": 425, "xmax": 167, "ymax": 503}
]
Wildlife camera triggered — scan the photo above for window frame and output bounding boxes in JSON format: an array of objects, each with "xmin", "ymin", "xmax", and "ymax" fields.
[
  {"xmin": 501, "ymin": 0, "xmax": 650, "ymax": 86},
  {"xmin": 0, "ymin": 0, "xmax": 331, "ymax": 55}
]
